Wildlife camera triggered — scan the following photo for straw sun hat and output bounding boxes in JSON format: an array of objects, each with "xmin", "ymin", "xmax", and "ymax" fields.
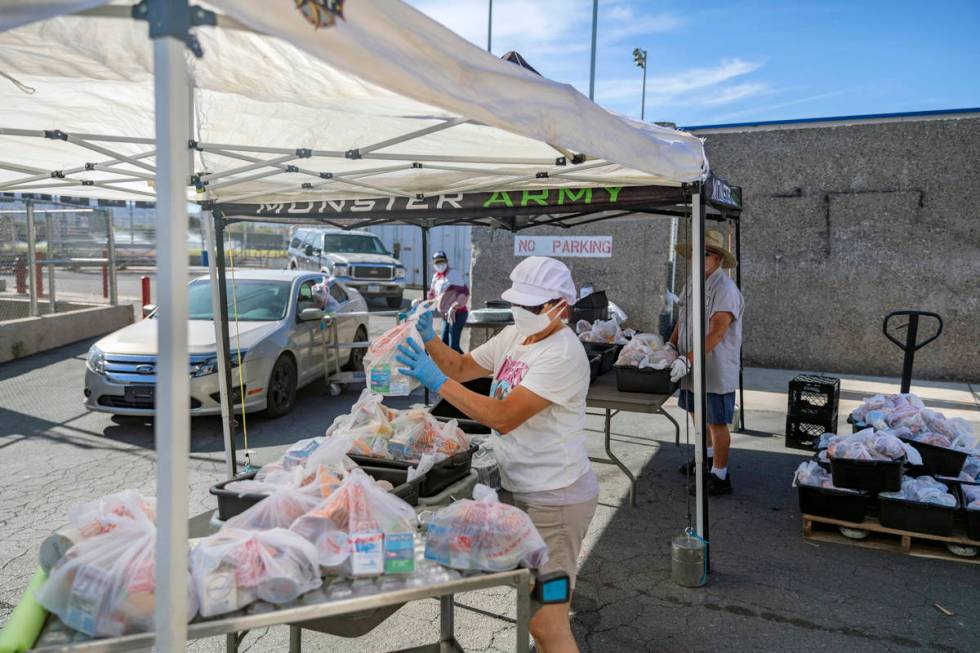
[{"xmin": 675, "ymin": 230, "xmax": 737, "ymax": 269}]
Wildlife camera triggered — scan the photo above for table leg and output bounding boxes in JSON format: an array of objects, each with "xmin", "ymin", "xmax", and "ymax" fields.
[
  {"xmin": 225, "ymin": 633, "xmax": 238, "ymax": 653},
  {"xmin": 440, "ymin": 594, "xmax": 455, "ymax": 643},
  {"xmin": 515, "ymin": 572, "xmax": 531, "ymax": 653},
  {"xmin": 289, "ymin": 625, "xmax": 302, "ymax": 653},
  {"xmin": 588, "ymin": 408, "xmax": 636, "ymax": 507},
  {"xmin": 660, "ymin": 407, "xmax": 681, "ymax": 447}
]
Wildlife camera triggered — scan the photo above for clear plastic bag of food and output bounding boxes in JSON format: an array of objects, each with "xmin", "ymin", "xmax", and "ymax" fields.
[
  {"xmin": 388, "ymin": 407, "xmax": 469, "ymax": 462},
  {"xmin": 37, "ymin": 510, "xmax": 196, "ymax": 637},
  {"xmin": 879, "ymin": 476, "xmax": 957, "ymax": 507},
  {"xmin": 364, "ymin": 300, "xmax": 438, "ymax": 395},
  {"xmin": 68, "ymin": 489, "xmax": 157, "ymax": 540},
  {"xmin": 290, "ymin": 469, "xmax": 417, "ymax": 570},
  {"xmin": 826, "ymin": 429, "xmax": 920, "ymax": 464},
  {"xmin": 614, "ymin": 333, "xmax": 672, "ymax": 369},
  {"xmin": 223, "ymin": 486, "xmax": 324, "ymax": 531},
  {"xmin": 962, "ymin": 484, "xmax": 980, "ymax": 510},
  {"xmin": 191, "ymin": 527, "xmax": 321, "ymax": 616},
  {"xmin": 424, "ymin": 484, "xmax": 548, "ymax": 572},
  {"xmin": 791, "ymin": 461, "xmax": 859, "ymax": 493}
]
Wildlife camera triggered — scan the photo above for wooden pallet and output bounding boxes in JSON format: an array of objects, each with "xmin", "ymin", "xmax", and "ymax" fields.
[{"xmin": 802, "ymin": 513, "xmax": 980, "ymax": 565}]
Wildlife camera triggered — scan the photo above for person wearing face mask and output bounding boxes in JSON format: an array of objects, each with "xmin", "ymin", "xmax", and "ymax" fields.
[
  {"xmin": 669, "ymin": 230, "xmax": 743, "ymax": 496},
  {"xmin": 396, "ymin": 256, "xmax": 596, "ymax": 653},
  {"xmin": 425, "ymin": 251, "xmax": 469, "ymax": 353}
]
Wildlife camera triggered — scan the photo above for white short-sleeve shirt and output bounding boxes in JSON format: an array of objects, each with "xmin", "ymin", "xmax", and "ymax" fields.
[{"xmin": 470, "ymin": 325, "xmax": 593, "ymax": 494}]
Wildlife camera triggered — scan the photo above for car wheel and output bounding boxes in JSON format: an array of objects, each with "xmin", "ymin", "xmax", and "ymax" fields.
[
  {"xmin": 265, "ymin": 354, "xmax": 298, "ymax": 417},
  {"xmin": 289, "ymin": 260, "xmax": 297, "ymax": 270},
  {"xmin": 386, "ymin": 295, "xmax": 403, "ymax": 309},
  {"xmin": 344, "ymin": 326, "xmax": 369, "ymax": 371}
]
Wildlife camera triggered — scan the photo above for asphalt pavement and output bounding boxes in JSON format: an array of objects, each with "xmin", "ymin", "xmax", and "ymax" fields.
[{"xmin": 0, "ymin": 319, "xmax": 978, "ymax": 651}]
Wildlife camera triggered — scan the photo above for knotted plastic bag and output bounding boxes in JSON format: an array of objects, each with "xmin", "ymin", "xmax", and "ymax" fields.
[
  {"xmin": 191, "ymin": 527, "xmax": 321, "ymax": 616},
  {"xmin": 68, "ymin": 489, "xmax": 157, "ymax": 540},
  {"xmin": 364, "ymin": 300, "xmax": 438, "ymax": 395},
  {"xmin": 879, "ymin": 476, "xmax": 957, "ymax": 507},
  {"xmin": 388, "ymin": 406, "xmax": 469, "ymax": 462},
  {"xmin": 37, "ymin": 510, "xmax": 196, "ymax": 637},
  {"xmin": 325, "ymin": 390, "xmax": 397, "ymax": 458},
  {"xmin": 223, "ymin": 485, "xmax": 324, "ymax": 531},
  {"xmin": 290, "ymin": 469, "xmax": 416, "ymax": 569},
  {"xmin": 791, "ymin": 461, "xmax": 859, "ymax": 493},
  {"xmin": 424, "ymin": 485, "xmax": 548, "ymax": 572}
]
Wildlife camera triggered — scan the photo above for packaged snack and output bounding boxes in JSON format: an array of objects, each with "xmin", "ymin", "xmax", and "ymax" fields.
[
  {"xmin": 424, "ymin": 485, "xmax": 548, "ymax": 572},
  {"xmin": 363, "ymin": 300, "xmax": 438, "ymax": 396}
]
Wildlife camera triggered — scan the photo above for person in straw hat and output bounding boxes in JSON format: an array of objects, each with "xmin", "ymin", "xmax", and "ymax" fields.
[{"xmin": 671, "ymin": 229, "xmax": 743, "ymax": 495}]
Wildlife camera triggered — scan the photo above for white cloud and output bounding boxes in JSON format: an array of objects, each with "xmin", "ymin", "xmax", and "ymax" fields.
[
  {"xmin": 710, "ymin": 90, "xmax": 850, "ymax": 120},
  {"xmin": 590, "ymin": 58, "xmax": 766, "ymax": 105},
  {"xmin": 699, "ymin": 83, "xmax": 772, "ymax": 106}
]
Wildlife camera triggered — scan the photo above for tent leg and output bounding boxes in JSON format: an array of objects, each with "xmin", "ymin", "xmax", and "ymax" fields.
[
  {"xmin": 733, "ymin": 216, "xmax": 745, "ymax": 433},
  {"xmin": 26, "ymin": 200, "xmax": 38, "ymax": 317},
  {"xmin": 421, "ymin": 226, "xmax": 430, "ymax": 405},
  {"xmin": 214, "ymin": 215, "xmax": 239, "ymax": 477},
  {"xmin": 207, "ymin": 211, "xmax": 237, "ymax": 479},
  {"xmin": 691, "ymin": 188, "xmax": 710, "ymax": 570},
  {"xmin": 152, "ymin": 30, "xmax": 191, "ymax": 652}
]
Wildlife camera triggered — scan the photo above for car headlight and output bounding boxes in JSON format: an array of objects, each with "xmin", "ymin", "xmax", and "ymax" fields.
[
  {"xmin": 86, "ymin": 346, "xmax": 105, "ymax": 375},
  {"xmin": 394, "ymin": 266, "xmax": 406, "ymax": 279},
  {"xmin": 191, "ymin": 351, "xmax": 246, "ymax": 377},
  {"xmin": 332, "ymin": 263, "xmax": 348, "ymax": 276}
]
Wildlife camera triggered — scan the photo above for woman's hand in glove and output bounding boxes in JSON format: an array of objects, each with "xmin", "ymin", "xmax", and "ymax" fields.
[
  {"xmin": 396, "ymin": 338, "xmax": 447, "ymax": 393},
  {"xmin": 414, "ymin": 309, "xmax": 436, "ymax": 343},
  {"xmin": 669, "ymin": 357, "xmax": 690, "ymax": 383}
]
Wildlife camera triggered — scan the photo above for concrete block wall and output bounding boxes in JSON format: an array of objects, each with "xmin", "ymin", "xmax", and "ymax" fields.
[
  {"xmin": 0, "ymin": 303, "xmax": 134, "ymax": 363},
  {"xmin": 470, "ymin": 114, "xmax": 980, "ymax": 381}
]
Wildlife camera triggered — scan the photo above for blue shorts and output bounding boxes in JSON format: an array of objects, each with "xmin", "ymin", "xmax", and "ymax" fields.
[{"xmin": 678, "ymin": 390, "xmax": 736, "ymax": 425}]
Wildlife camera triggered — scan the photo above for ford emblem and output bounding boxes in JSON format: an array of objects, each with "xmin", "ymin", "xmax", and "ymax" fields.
[{"xmin": 136, "ymin": 364, "xmax": 154, "ymax": 374}]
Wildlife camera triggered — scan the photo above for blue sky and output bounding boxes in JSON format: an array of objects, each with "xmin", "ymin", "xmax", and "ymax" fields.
[{"xmin": 407, "ymin": 0, "xmax": 980, "ymax": 126}]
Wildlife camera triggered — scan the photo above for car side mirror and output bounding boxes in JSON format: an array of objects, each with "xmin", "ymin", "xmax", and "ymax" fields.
[
  {"xmin": 299, "ymin": 307, "xmax": 324, "ymax": 321},
  {"xmin": 304, "ymin": 245, "xmax": 314, "ymax": 256},
  {"xmin": 142, "ymin": 303, "xmax": 157, "ymax": 318}
]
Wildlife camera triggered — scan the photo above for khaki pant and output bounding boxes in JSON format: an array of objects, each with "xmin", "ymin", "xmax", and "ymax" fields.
[{"xmin": 500, "ymin": 491, "xmax": 597, "ymax": 588}]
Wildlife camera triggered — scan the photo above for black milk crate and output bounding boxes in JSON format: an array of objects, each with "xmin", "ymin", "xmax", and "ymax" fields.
[
  {"xmin": 899, "ymin": 438, "xmax": 968, "ymax": 478},
  {"xmin": 571, "ymin": 291, "xmax": 609, "ymax": 325},
  {"xmin": 582, "ymin": 342, "xmax": 618, "ymax": 375},
  {"xmin": 788, "ymin": 374, "xmax": 840, "ymax": 420},
  {"xmin": 348, "ymin": 445, "xmax": 479, "ymax": 498},
  {"xmin": 830, "ymin": 457, "xmax": 904, "ymax": 493},
  {"xmin": 786, "ymin": 414, "xmax": 838, "ymax": 451},
  {"xmin": 614, "ymin": 364, "xmax": 676, "ymax": 395},
  {"xmin": 798, "ymin": 485, "xmax": 871, "ymax": 523},
  {"xmin": 209, "ymin": 467, "xmax": 426, "ymax": 520},
  {"xmin": 879, "ymin": 481, "xmax": 959, "ymax": 537}
]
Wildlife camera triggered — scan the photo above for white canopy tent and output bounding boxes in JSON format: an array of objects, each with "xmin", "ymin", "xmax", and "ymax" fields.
[{"xmin": 0, "ymin": 1, "xmax": 720, "ymax": 649}]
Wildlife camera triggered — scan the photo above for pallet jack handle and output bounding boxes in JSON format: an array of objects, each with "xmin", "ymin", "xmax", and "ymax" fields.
[{"xmin": 882, "ymin": 310, "xmax": 943, "ymax": 394}]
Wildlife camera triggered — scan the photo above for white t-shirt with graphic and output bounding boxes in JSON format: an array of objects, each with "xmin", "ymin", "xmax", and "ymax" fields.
[{"xmin": 470, "ymin": 325, "xmax": 593, "ymax": 494}]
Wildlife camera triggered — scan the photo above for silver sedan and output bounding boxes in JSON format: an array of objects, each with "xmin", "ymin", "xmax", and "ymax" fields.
[{"xmin": 84, "ymin": 270, "xmax": 368, "ymax": 418}]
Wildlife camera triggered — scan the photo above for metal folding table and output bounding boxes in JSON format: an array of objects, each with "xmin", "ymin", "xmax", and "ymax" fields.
[{"xmin": 585, "ymin": 370, "xmax": 680, "ymax": 507}]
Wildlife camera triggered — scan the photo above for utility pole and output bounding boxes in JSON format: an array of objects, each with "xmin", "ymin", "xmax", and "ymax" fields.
[
  {"xmin": 487, "ymin": 0, "xmax": 492, "ymax": 52},
  {"xmin": 588, "ymin": 0, "xmax": 598, "ymax": 100},
  {"xmin": 633, "ymin": 47, "xmax": 648, "ymax": 120}
]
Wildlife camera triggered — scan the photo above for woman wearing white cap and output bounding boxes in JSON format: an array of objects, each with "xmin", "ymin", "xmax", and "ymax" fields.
[{"xmin": 397, "ymin": 256, "xmax": 597, "ymax": 652}]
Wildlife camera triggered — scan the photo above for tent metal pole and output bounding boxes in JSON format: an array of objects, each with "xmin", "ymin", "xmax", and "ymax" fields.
[
  {"xmin": 25, "ymin": 200, "xmax": 38, "ymax": 317},
  {"xmin": 734, "ymin": 216, "xmax": 745, "ymax": 432},
  {"xmin": 200, "ymin": 152, "xmax": 300, "ymax": 183},
  {"xmin": 356, "ymin": 118, "xmax": 470, "ymax": 156},
  {"xmin": 207, "ymin": 211, "xmax": 237, "ymax": 479},
  {"xmin": 691, "ymin": 187, "xmax": 709, "ymax": 567},
  {"xmin": 67, "ymin": 136, "xmax": 158, "ymax": 173},
  {"xmin": 421, "ymin": 226, "xmax": 430, "ymax": 405},
  {"xmin": 151, "ymin": 29, "xmax": 191, "ymax": 652},
  {"xmin": 214, "ymin": 215, "xmax": 239, "ymax": 478},
  {"xmin": 46, "ymin": 211, "xmax": 56, "ymax": 314},
  {"xmin": 106, "ymin": 209, "xmax": 117, "ymax": 305}
]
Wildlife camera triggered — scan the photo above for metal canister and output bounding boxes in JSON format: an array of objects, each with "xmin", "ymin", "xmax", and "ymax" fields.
[{"xmin": 671, "ymin": 534, "xmax": 707, "ymax": 588}]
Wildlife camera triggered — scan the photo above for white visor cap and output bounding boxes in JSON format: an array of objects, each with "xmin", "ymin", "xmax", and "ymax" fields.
[{"xmin": 501, "ymin": 256, "xmax": 577, "ymax": 307}]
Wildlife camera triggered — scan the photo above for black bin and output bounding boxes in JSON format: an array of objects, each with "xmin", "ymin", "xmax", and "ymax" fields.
[
  {"xmin": 798, "ymin": 485, "xmax": 870, "ymax": 522},
  {"xmin": 359, "ymin": 466, "xmax": 425, "ymax": 507},
  {"xmin": 582, "ymin": 342, "xmax": 618, "ymax": 375},
  {"xmin": 348, "ymin": 445, "xmax": 479, "ymax": 498},
  {"xmin": 899, "ymin": 438, "xmax": 968, "ymax": 478},
  {"xmin": 210, "ymin": 471, "xmax": 265, "ymax": 521},
  {"xmin": 588, "ymin": 354, "xmax": 602, "ymax": 383},
  {"xmin": 614, "ymin": 364, "xmax": 676, "ymax": 395},
  {"xmin": 846, "ymin": 414, "xmax": 866, "ymax": 433},
  {"xmin": 879, "ymin": 486, "xmax": 958, "ymax": 536},
  {"xmin": 830, "ymin": 457, "xmax": 904, "ymax": 492},
  {"xmin": 571, "ymin": 290, "xmax": 608, "ymax": 324}
]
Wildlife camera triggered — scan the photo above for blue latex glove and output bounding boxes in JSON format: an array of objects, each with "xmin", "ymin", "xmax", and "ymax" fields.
[
  {"xmin": 396, "ymin": 338, "xmax": 447, "ymax": 393},
  {"xmin": 414, "ymin": 309, "xmax": 436, "ymax": 343}
]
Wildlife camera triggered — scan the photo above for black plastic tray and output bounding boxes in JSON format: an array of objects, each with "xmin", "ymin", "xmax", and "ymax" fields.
[
  {"xmin": 588, "ymin": 354, "xmax": 602, "ymax": 383},
  {"xmin": 614, "ymin": 364, "xmax": 676, "ymax": 395},
  {"xmin": 898, "ymin": 438, "xmax": 968, "ymax": 478},
  {"xmin": 961, "ymin": 484, "xmax": 980, "ymax": 541},
  {"xmin": 847, "ymin": 414, "xmax": 866, "ymax": 433},
  {"xmin": 431, "ymin": 378, "xmax": 492, "ymax": 435},
  {"xmin": 798, "ymin": 484, "xmax": 869, "ymax": 522},
  {"xmin": 209, "ymin": 466, "xmax": 426, "ymax": 520},
  {"xmin": 879, "ymin": 482, "xmax": 958, "ymax": 536},
  {"xmin": 830, "ymin": 456, "xmax": 904, "ymax": 492},
  {"xmin": 348, "ymin": 444, "xmax": 479, "ymax": 498},
  {"xmin": 582, "ymin": 342, "xmax": 617, "ymax": 375}
]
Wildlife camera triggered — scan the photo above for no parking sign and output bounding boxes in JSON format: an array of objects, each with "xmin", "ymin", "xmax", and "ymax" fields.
[{"xmin": 513, "ymin": 235, "xmax": 613, "ymax": 258}]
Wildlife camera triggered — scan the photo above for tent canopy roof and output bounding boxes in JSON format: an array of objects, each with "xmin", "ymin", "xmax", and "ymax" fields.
[{"xmin": 0, "ymin": 0, "xmax": 711, "ymax": 205}]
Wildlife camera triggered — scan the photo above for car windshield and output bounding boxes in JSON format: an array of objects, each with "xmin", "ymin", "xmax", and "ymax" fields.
[
  {"xmin": 185, "ymin": 279, "xmax": 292, "ymax": 321},
  {"xmin": 322, "ymin": 234, "xmax": 387, "ymax": 254}
]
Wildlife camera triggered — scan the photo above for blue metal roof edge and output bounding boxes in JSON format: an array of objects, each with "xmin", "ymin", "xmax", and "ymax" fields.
[{"xmin": 682, "ymin": 107, "xmax": 980, "ymax": 132}]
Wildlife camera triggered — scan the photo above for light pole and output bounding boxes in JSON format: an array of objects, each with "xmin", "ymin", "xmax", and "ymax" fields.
[
  {"xmin": 589, "ymin": 0, "xmax": 599, "ymax": 100},
  {"xmin": 487, "ymin": 0, "xmax": 492, "ymax": 52},
  {"xmin": 633, "ymin": 48, "xmax": 648, "ymax": 120}
]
